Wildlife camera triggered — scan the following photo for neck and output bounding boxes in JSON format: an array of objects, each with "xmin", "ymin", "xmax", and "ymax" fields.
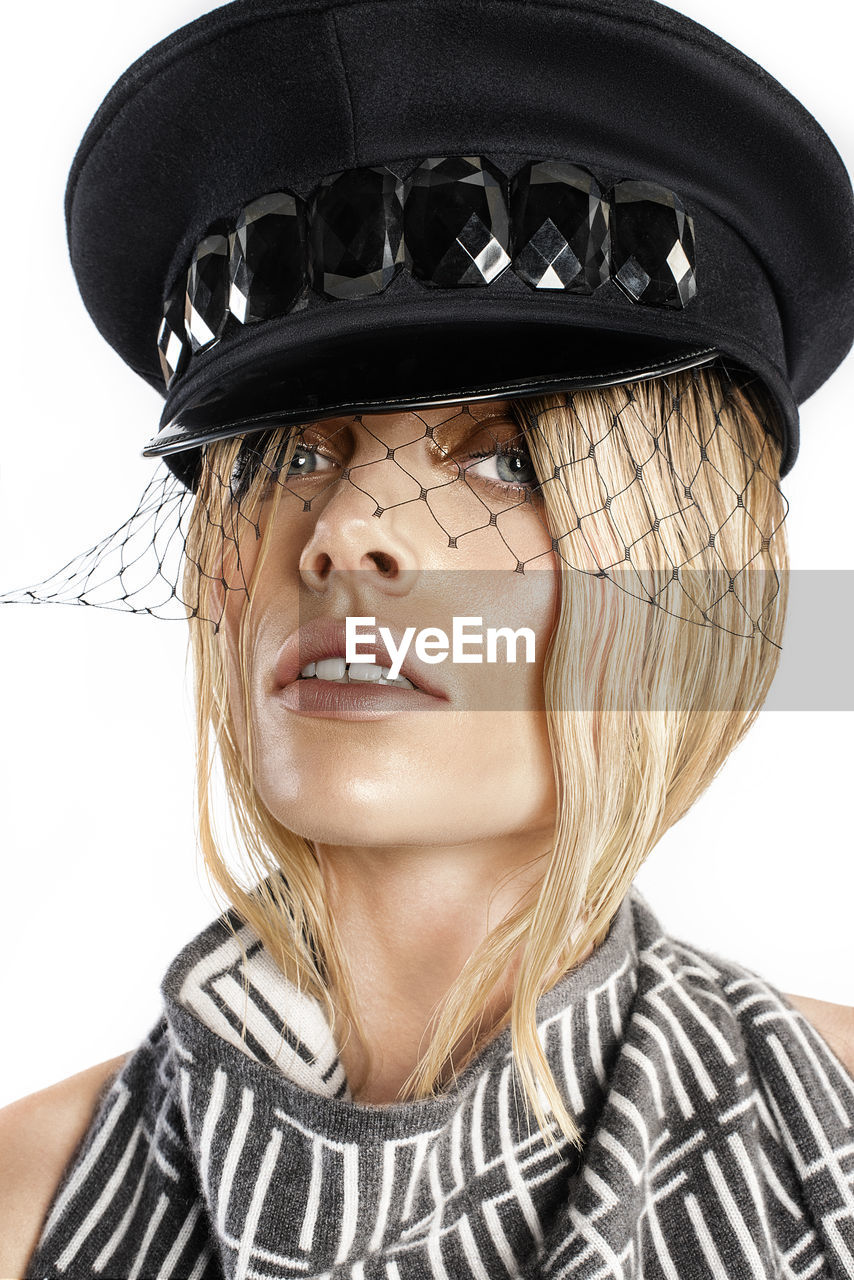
[{"xmin": 311, "ymin": 834, "xmax": 588, "ymax": 1103}]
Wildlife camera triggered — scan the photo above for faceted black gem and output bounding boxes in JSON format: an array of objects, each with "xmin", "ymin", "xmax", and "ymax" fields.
[
  {"xmin": 403, "ymin": 156, "xmax": 511, "ymax": 287},
  {"xmin": 510, "ymin": 160, "xmax": 610, "ymax": 292},
  {"xmin": 611, "ymin": 180, "xmax": 696, "ymax": 308},
  {"xmin": 157, "ymin": 278, "xmax": 189, "ymax": 387},
  {"xmin": 229, "ymin": 191, "xmax": 309, "ymax": 323},
  {"xmin": 185, "ymin": 232, "xmax": 229, "ymax": 351},
  {"xmin": 308, "ymin": 166, "xmax": 404, "ymax": 300}
]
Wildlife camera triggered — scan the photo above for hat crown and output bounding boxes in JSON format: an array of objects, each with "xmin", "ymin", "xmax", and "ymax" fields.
[{"xmin": 65, "ymin": 0, "xmax": 854, "ymax": 477}]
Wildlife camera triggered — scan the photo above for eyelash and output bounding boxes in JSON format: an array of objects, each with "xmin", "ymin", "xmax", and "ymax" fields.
[
  {"xmin": 462, "ymin": 447, "xmax": 539, "ymax": 497},
  {"xmin": 276, "ymin": 442, "xmax": 540, "ymax": 498}
]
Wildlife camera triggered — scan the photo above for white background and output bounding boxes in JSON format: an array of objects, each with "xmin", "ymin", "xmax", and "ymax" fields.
[{"xmin": 1, "ymin": 0, "xmax": 852, "ymax": 1108}]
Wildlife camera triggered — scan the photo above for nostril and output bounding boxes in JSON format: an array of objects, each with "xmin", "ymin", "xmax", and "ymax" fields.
[{"xmin": 371, "ymin": 552, "xmax": 396, "ymax": 576}]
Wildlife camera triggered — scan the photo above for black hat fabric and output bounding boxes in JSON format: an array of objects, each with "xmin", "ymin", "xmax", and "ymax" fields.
[{"xmin": 65, "ymin": 0, "xmax": 854, "ymax": 481}]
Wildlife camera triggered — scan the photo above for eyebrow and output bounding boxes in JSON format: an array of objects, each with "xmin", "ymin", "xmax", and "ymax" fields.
[
  {"xmin": 467, "ymin": 399, "xmax": 516, "ymax": 420},
  {"xmin": 472, "ymin": 408, "xmax": 514, "ymax": 424},
  {"xmin": 431, "ymin": 407, "xmax": 523, "ymax": 454},
  {"xmin": 297, "ymin": 404, "xmax": 522, "ymax": 454}
]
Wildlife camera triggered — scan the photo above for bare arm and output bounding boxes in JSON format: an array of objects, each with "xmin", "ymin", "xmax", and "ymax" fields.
[
  {"xmin": 783, "ymin": 993, "xmax": 854, "ymax": 1074},
  {"xmin": 0, "ymin": 1052, "xmax": 130, "ymax": 1280}
]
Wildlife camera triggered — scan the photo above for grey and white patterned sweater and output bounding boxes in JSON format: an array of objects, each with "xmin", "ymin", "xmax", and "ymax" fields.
[{"xmin": 25, "ymin": 885, "xmax": 854, "ymax": 1279}]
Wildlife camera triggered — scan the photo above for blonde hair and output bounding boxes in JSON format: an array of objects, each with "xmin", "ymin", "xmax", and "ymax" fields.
[{"xmin": 182, "ymin": 365, "xmax": 788, "ymax": 1157}]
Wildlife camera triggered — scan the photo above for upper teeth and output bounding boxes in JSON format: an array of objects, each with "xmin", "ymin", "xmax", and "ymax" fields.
[{"xmin": 299, "ymin": 658, "xmax": 416, "ymax": 690}]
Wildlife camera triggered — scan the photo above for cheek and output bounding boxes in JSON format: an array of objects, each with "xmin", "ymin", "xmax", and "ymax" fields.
[
  {"xmin": 214, "ymin": 505, "xmax": 276, "ymax": 687},
  {"xmin": 479, "ymin": 557, "xmax": 560, "ymax": 711},
  {"xmin": 461, "ymin": 710, "xmax": 556, "ymax": 816},
  {"xmin": 221, "ymin": 582, "xmax": 294, "ymax": 781},
  {"xmin": 215, "ymin": 596, "xmax": 263, "ymax": 764},
  {"xmin": 218, "ymin": 624, "xmax": 249, "ymax": 759}
]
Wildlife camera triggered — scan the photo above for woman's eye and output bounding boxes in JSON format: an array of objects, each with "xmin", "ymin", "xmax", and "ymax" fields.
[
  {"xmin": 464, "ymin": 446, "xmax": 539, "ymax": 493},
  {"xmin": 264, "ymin": 443, "xmax": 337, "ymax": 487},
  {"xmin": 283, "ymin": 444, "xmax": 336, "ymax": 478},
  {"xmin": 228, "ymin": 440, "xmax": 335, "ymax": 501}
]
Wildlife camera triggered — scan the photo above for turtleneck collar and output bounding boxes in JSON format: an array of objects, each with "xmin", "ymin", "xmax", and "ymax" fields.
[{"xmin": 158, "ymin": 885, "xmax": 639, "ymax": 1277}]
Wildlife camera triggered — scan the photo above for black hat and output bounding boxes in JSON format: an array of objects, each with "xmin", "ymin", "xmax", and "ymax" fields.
[{"xmin": 66, "ymin": 0, "xmax": 854, "ymax": 485}]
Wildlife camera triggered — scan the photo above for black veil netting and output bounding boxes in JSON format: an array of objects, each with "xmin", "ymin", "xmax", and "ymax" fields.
[{"xmin": 0, "ymin": 364, "xmax": 788, "ymax": 642}]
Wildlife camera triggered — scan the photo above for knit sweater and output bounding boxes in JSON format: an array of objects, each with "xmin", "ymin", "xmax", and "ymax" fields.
[{"xmin": 25, "ymin": 885, "xmax": 854, "ymax": 1280}]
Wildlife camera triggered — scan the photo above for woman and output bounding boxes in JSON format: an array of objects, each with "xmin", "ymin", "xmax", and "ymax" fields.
[
  {"xmin": 10, "ymin": 382, "xmax": 854, "ymax": 1278},
  {"xmin": 2, "ymin": 0, "xmax": 854, "ymax": 1275}
]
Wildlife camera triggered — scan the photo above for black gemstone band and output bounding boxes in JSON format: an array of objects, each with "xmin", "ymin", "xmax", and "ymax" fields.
[{"xmin": 157, "ymin": 156, "xmax": 697, "ymax": 388}]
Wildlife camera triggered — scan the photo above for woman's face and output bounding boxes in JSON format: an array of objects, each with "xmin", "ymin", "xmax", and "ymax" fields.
[{"xmin": 219, "ymin": 398, "xmax": 561, "ymax": 850}]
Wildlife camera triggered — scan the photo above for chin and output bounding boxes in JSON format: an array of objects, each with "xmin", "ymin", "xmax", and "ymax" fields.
[
  {"xmin": 258, "ymin": 774, "xmax": 555, "ymax": 849},
  {"xmin": 261, "ymin": 799, "xmax": 437, "ymax": 847},
  {"xmin": 255, "ymin": 767, "xmax": 404, "ymax": 841}
]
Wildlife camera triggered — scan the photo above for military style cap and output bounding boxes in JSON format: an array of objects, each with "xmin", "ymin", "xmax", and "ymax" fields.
[{"xmin": 65, "ymin": 0, "xmax": 854, "ymax": 485}]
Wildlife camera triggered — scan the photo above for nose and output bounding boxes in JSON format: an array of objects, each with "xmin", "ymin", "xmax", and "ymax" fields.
[{"xmin": 298, "ymin": 454, "xmax": 424, "ymax": 595}]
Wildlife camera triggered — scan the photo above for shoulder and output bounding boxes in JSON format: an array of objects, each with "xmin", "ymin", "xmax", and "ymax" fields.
[
  {"xmin": 780, "ymin": 992, "xmax": 854, "ymax": 1075},
  {"xmin": 0, "ymin": 1052, "xmax": 130, "ymax": 1280},
  {"xmin": 630, "ymin": 894, "xmax": 854, "ymax": 1083}
]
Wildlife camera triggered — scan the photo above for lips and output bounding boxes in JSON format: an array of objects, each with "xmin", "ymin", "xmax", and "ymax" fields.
[{"xmin": 273, "ymin": 616, "xmax": 449, "ymax": 702}]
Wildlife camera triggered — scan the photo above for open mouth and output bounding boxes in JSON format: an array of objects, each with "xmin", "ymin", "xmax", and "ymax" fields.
[{"xmin": 297, "ymin": 658, "xmax": 417, "ymax": 690}]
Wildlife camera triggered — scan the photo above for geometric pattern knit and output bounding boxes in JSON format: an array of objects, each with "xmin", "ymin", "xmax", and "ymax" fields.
[{"xmin": 25, "ymin": 884, "xmax": 854, "ymax": 1280}]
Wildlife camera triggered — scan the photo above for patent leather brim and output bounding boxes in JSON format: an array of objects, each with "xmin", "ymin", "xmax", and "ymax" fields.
[{"xmin": 144, "ymin": 290, "xmax": 788, "ymax": 489}]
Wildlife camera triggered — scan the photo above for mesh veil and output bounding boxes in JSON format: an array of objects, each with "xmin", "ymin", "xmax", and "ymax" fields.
[{"xmin": 0, "ymin": 361, "xmax": 787, "ymax": 643}]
